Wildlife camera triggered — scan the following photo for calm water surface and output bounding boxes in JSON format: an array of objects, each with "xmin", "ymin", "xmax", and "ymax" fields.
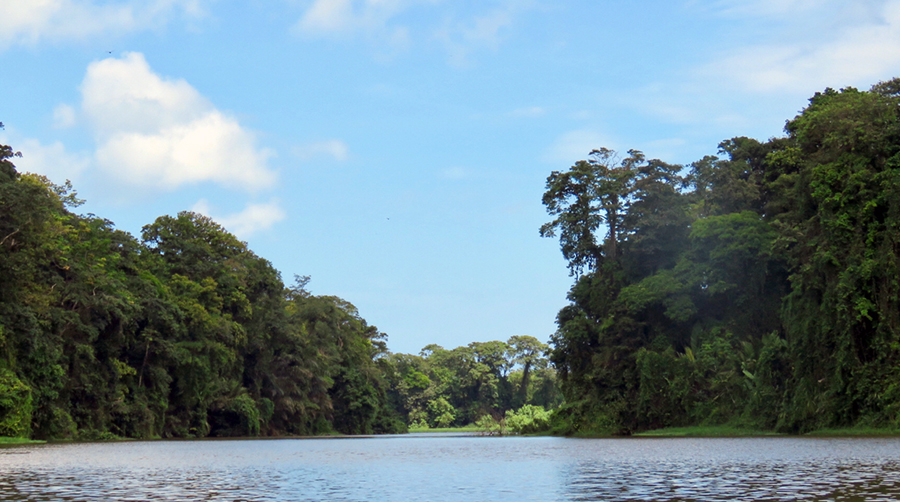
[{"xmin": 1, "ymin": 435, "xmax": 899, "ymax": 501}]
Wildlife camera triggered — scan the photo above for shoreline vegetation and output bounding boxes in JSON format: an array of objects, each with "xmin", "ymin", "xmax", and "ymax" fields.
[
  {"xmin": 0, "ymin": 437, "xmax": 45, "ymax": 445},
  {"xmin": 9, "ymin": 424, "xmax": 900, "ymax": 444},
  {"xmin": 539, "ymin": 79, "xmax": 900, "ymax": 437},
  {"xmin": 4, "ymin": 78, "xmax": 900, "ymax": 442},
  {"xmin": 0, "ymin": 131, "xmax": 561, "ymax": 442},
  {"xmin": 408, "ymin": 425, "xmax": 482, "ymax": 433}
]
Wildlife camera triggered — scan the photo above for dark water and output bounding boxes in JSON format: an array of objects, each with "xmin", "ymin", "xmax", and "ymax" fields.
[{"xmin": 1, "ymin": 435, "xmax": 900, "ymax": 501}]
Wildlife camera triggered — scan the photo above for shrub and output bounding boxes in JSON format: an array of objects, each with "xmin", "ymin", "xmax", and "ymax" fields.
[
  {"xmin": 0, "ymin": 370, "xmax": 32, "ymax": 438},
  {"xmin": 505, "ymin": 405, "xmax": 551, "ymax": 434}
]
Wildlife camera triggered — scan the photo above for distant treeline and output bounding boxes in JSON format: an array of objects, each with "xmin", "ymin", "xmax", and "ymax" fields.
[
  {"xmin": 541, "ymin": 80, "xmax": 900, "ymax": 434},
  {"xmin": 0, "ymin": 128, "xmax": 559, "ymax": 440},
  {"xmin": 383, "ymin": 338, "xmax": 561, "ymax": 429}
]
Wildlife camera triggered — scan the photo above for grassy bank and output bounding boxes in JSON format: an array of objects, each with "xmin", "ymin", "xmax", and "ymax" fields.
[
  {"xmin": 633, "ymin": 425, "xmax": 782, "ymax": 437},
  {"xmin": 408, "ymin": 425, "xmax": 482, "ymax": 433},
  {"xmin": 803, "ymin": 427, "xmax": 900, "ymax": 437},
  {"xmin": 622, "ymin": 425, "xmax": 900, "ymax": 438},
  {"xmin": 0, "ymin": 437, "xmax": 46, "ymax": 445}
]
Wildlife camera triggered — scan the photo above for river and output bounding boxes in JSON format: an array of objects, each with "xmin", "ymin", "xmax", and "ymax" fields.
[{"xmin": 1, "ymin": 434, "xmax": 899, "ymax": 501}]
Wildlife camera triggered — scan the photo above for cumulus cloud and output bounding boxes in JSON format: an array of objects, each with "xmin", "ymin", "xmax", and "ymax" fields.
[
  {"xmin": 82, "ymin": 52, "xmax": 276, "ymax": 191},
  {"xmin": 192, "ymin": 198, "xmax": 286, "ymax": 239},
  {"xmin": 293, "ymin": 139, "xmax": 349, "ymax": 162},
  {"xmin": 0, "ymin": 0, "xmax": 207, "ymax": 50},
  {"xmin": 4, "ymin": 136, "xmax": 90, "ymax": 185},
  {"xmin": 52, "ymin": 104, "xmax": 77, "ymax": 129},
  {"xmin": 707, "ymin": 0, "xmax": 900, "ymax": 93}
]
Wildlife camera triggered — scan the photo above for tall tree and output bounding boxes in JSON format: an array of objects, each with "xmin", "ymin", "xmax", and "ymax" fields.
[
  {"xmin": 540, "ymin": 148, "xmax": 636, "ymax": 276},
  {"xmin": 507, "ymin": 335, "xmax": 548, "ymax": 408}
]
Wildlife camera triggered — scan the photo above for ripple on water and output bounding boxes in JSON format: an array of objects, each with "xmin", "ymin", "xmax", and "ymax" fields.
[{"xmin": 0, "ymin": 437, "xmax": 899, "ymax": 501}]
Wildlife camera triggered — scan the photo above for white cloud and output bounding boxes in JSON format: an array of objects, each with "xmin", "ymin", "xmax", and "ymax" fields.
[
  {"xmin": 82, "ymin": 52, "xmax": 276, "ymax": 191},
  {"xmin": 706, "ymin": 1, "xmax": 900, "ymax": 93},
  {"xmin": 82, "ymin": 52, "xmax": 208, "ymax": 135},
  {"xmin": 543, "ymin": 129, "xmax": 616, "ymax": 165},
  {"xmin": 0, "ymin": 0, "xmax": 207, "ymax": 50},
  {"xmin": 4, "ymin": 136, "xmax": 90, "ymax": 185},
  {"xmin": 293, "ymin": 139, "xmax": 350, "ymax": 162},
  {"xmin": 192, "ymin": 198, "xmax": 286, "ymax": 238},
  {"xmin": 52, "ymin": 104, "xmax": 77, "ymax": 129}
]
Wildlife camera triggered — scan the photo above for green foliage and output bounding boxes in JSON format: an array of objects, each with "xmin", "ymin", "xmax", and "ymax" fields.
[
  {"xmin": 0, "ymin": 149, "xmax": 404, "ymax": 439},
  {"xmin": 634, "ymin": 425, "xmax": 781, "ymax": 437},
  {"xmin": 505, "ymin": 405, "xmax": 551, "ymax": 434},
  {"xmin": 0, "ymin": 370, "xmax": 32, "ymax": 438},
  {"xmin": 547, "ymin": 399, "xmax": 623, "ymax": 436},
  {"xmin": 427, "ymin": 397, "xmax": 456, "ymax": 428},
  {"xmin": 542, "ymin": 78, "xmax": 900, "ymax": 435},
  {"xmin": 475, "ymin": 414, "xmax": 507, "ymax": 436},
  {"xmin": 227, "ymin": 394, "xmax": 261, "ymax": 436},
  {"xmin": 380, "ymin": 337, "xmax": 559, "ymax": 430}
]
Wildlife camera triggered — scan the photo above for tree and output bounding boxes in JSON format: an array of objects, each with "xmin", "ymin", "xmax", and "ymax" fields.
[
  {"xmin": 542, "ymin": 79, "xmax": 900, "ymax": 435},
  {"xmin": 769, "ymin": 82, "xmax": 900, "ymax": 430},
  {"xmin": 540, "ymin": 148, "xmax": 635, "ymax": 276},
  {"xmin": 506, "ymin": 335, "xmax": 548, "ymax": 407}
]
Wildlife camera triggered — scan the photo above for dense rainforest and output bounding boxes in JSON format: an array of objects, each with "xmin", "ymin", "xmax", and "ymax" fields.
[
  {"xmin": 542, "ymin": 80, "xmax": 900, "ymax": 435},
  {"xmin": 5, "ymin": 78, "xmax": 898, "ymax": 441},
  {"xmin": 382, "ymin": 337, "xmax": 561, "ymax": 430},
  {"xmin": 0, "ymin": 140, "xmax": 406, "ymax": 439},
  {"xmin": 0, "ymin": 125, "xmax": 558, "ymax": 440}
]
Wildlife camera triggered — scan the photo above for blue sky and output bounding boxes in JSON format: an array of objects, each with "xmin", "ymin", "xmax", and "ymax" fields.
[{"xmin": 2, "ymin": 0, "xmax": 899, "ymax": 355}]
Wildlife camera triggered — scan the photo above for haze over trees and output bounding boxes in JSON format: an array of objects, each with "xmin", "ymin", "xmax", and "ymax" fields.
[{"xmin": 542, "ymin": 80, "xmax": 900, "ymax": 434}]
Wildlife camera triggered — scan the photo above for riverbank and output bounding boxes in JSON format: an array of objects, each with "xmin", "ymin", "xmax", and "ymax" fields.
[
  {"xmin": 633, "ymin": 425, "xmax": 783, "ymax": 437},
  {"xmin": 579, "ymin": 424, "xmax": 900, "ymax": 438},
  {"xmin": 407, "ymin": 425, "xmax": 482, "ymax": 433},
  {"xmin": 0, "ymin": 437, "xmax": 45, "ymax": 445},
  {"xmin": 10, "ymin": 424, "xmax": 900, "ymax": 443}
]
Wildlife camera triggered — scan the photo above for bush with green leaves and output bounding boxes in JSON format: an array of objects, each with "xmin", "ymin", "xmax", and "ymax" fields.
[
  {"xmin": 505, "ymin": 405, "xmax": 551, "ymax": 434},
  {"xmin": 0, "ymin": 370, "xmax": 32, "ymax": 438}
]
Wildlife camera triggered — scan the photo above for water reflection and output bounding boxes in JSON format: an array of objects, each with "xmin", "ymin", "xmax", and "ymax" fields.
[{"xmin": 0, "ymin": 437, "xmax": 898, "ymax": 501}]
